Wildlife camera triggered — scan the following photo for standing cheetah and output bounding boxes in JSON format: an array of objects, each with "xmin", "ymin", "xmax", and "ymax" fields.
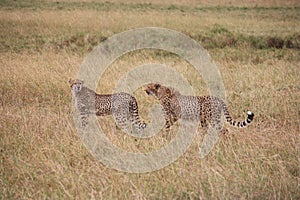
[
  {"xmin": 69, "ymin": 79, "xmax": 146, "ymax": 130},
  {"xmin": 145, "ymin": 83, "xmax": 254, "ymax": 133}
]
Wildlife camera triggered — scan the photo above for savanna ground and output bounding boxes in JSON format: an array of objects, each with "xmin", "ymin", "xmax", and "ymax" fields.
[{"xmin": 1, "ymin": 0, "xmax": 300, "ymax": 199}]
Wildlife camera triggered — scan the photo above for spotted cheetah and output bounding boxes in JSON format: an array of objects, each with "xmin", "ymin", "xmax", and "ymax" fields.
[
  {"xmin": 69, "ymin": 79, "xmax": 146, "ymax": 130},
  {"xmin": 145, "ymin": 83, "xmax": 254, "ymax": 133}
]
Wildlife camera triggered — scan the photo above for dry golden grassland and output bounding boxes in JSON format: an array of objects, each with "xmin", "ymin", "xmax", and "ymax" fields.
[{"xmin": 1, "ymin": 0, "xmax": 299, "ymax": 199}]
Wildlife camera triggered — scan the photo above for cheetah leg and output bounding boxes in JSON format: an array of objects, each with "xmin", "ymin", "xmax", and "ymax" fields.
[
  {"xmin": 220, "ymin": 128, "xmax": 229, "ymax": 135},
  {"xmin": 129, "ymin": 101, "xmax": 146, "ymax": 131},
  {"xmin": 79, "ymin": 111, "xmax": 89, "ymax": 128},
  {"xmin": 114, "ymin": 112, "xmax": 130, "ymax": 131},
  {"xmin": 208, "ymin": 118, "xmax": 228, "ymax": 135},
  {"xmin": 209, "ymin": 112, "xmax": 224, "ymax": 135},
  {"xmin": 163, "ymin": 107, "xmax": 176, "ymax": 133},
  {"xmin": 200, "ymin": 118, "xmax": 208, "ymax": 129},
  {"xmin": 165, "ymin": 119, "xmax": 173, "ymax": 133}
]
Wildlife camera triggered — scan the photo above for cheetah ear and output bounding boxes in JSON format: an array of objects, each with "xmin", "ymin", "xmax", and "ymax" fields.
[
  {"xmin": 154, "ymin": 83, "xmax": 160, "ymax": 89},
  {"xmin": 68, "ymin": 79, "xmax": 74, "ymax": 86}
]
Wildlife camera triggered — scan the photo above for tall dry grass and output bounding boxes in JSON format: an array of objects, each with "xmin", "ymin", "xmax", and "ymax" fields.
[{"xmin": 1, "ymin": 1, "xmax": 299, "ymax": 199}]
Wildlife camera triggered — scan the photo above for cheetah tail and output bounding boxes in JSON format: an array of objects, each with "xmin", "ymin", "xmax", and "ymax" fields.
[{"xmin": 224, "ymin": 109, "xmax": 254, "ymax": 128}]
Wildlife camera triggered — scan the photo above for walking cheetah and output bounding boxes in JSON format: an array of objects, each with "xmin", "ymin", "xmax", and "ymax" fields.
[
  {"xmin": 69, "ymin": 79, "xmax": 146, "ymax": 130},
  {"xmin": 145, "ymin": 83, "xmax": 254, "ymax": 133}
]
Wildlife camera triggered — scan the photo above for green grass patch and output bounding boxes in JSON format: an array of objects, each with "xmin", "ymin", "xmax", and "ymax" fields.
[
  {"xmin": 1, "ymin": 0, "xmax": 299, "ymax": 12},
  {"xmin": 1, "ymin": 28, "xmax": 299, "ymax": 54}
]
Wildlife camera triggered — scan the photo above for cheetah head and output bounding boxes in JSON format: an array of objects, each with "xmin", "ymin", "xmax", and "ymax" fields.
[
  {"xmin": 69, "ymin": 79, "xmax": 83, "ymax": 93},
  {"xmin": 145, "ymin": 83, "xmax": 173, "ymax": 100}
]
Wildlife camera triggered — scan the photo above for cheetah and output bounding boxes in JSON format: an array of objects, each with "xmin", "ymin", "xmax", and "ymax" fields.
[
  {"xmin": 145, "ymin": 83, "xmax": 254, "ymax": 134},
  {"xmin": 69, "ymin": 79, "xmax": 146, "ymax": 130}
]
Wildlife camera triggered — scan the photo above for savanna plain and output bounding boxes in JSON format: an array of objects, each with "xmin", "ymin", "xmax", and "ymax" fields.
[{"xmin": 0, "ymin": 0, "xmax": 299, "ymax": 199}]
